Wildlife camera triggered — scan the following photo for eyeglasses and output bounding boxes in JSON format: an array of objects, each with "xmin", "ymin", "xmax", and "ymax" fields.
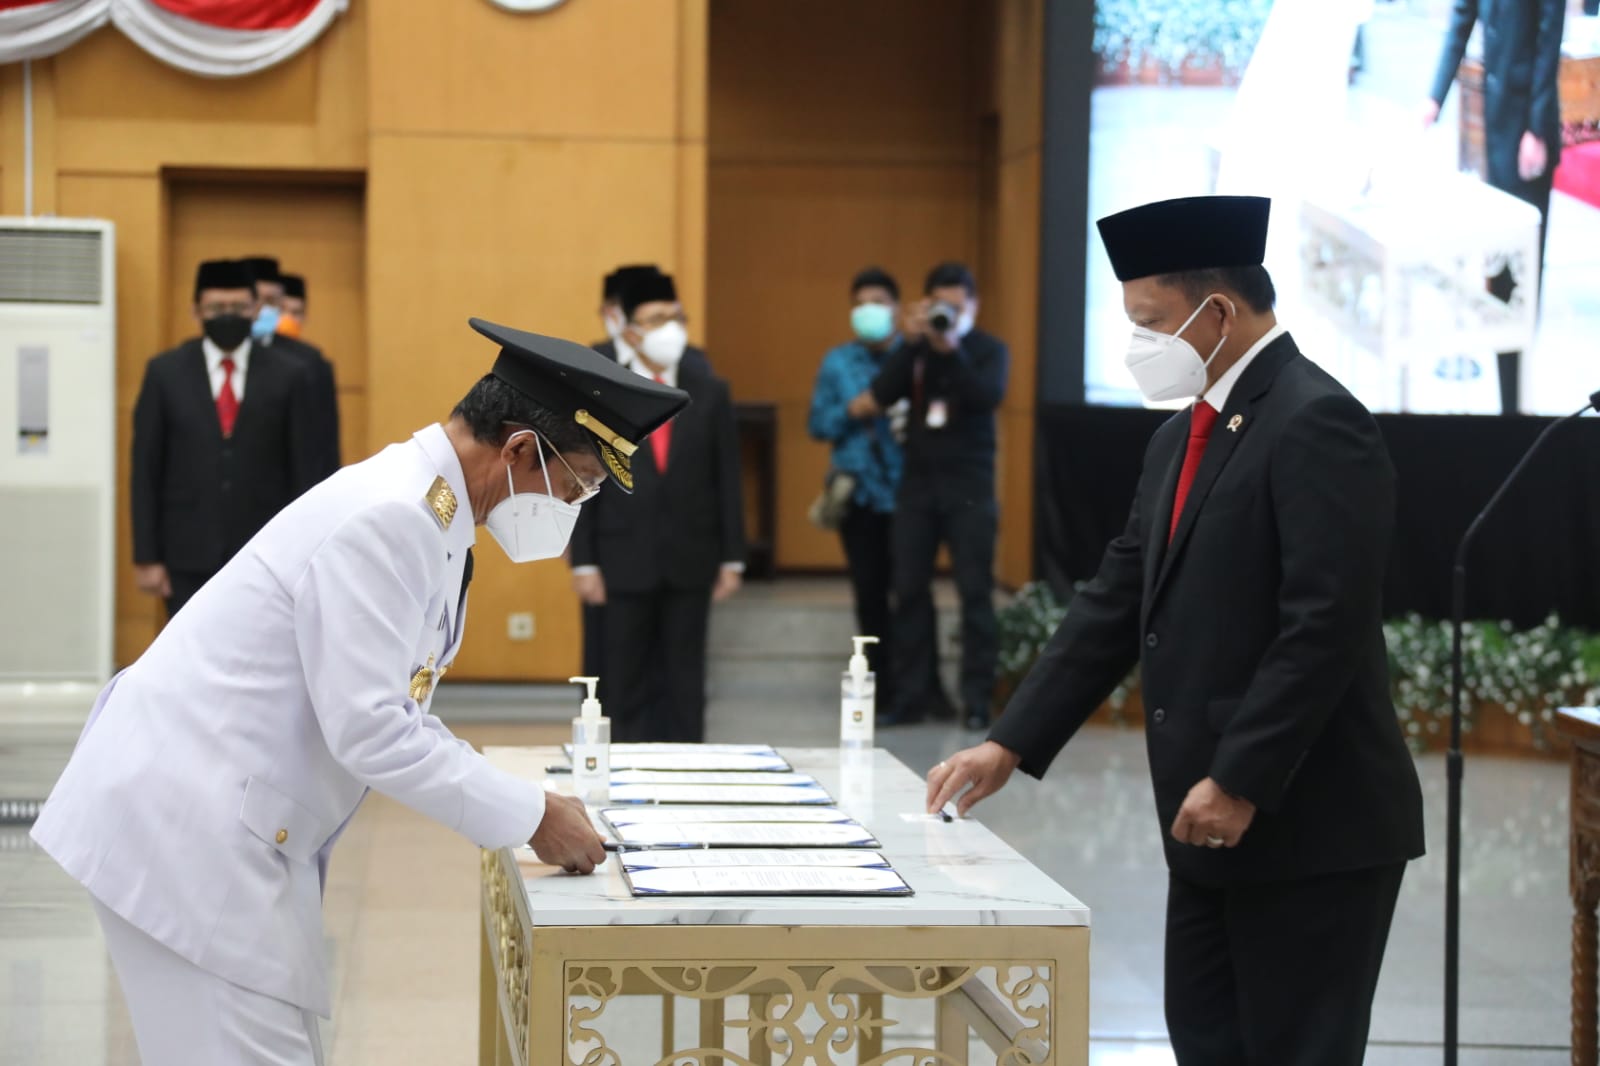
[
  {"xmin": 198, "ymin": 301, "xmax": 255, "ymax": 318},
  {"xmin": 630, "ymin": 310, "xmax": 688, "ymax": 331},
  {"xmin": 505, "ymin": 424, "xmax": 604, "ymax": 504}
]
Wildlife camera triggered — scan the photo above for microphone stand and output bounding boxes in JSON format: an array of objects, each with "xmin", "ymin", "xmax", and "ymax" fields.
[{"xmin": 1445, "ymin": 390, "xmax": 1600, "ymax": 1066}]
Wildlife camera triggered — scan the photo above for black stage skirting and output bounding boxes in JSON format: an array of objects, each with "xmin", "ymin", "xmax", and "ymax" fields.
[{"xmin": 1034, "ymin": 405, "xmax": 1600, "ymax": 629}]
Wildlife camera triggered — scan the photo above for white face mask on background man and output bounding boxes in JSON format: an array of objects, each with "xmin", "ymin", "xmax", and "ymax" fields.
[
  {"xmin": 638, "ymin": 319, "xmax": 688, "ymax": 369},
  {"xmin": 1123, "ymin": 294, "xmax": 1232, "ymax": 403},
  {"xmin": 484, "ymin": 430, "xmax": 583, "ymax": 564}
]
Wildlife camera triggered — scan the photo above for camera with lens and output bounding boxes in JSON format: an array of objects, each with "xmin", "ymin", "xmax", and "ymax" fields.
[{"xmin": 927, "ymin": 300, "xmax": 960, "ymax": 334}]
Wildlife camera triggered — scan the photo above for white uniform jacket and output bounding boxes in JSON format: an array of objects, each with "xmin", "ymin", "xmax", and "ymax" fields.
[{"xmin": 32, "ymin": 424, "xmax": 546, "ymax": 1017}]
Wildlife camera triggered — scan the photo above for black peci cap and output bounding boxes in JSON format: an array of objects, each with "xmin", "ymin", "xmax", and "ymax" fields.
[
  {"xmin": 280, "ymin": 274, "xmax": 306, "ymax": 301},
  {"xmin": 602, "ymin": 264, "xmax": 661, "ymax": 303},
  {"xmin": 1096, "ymin": 195, "xmax": 1270, "ymax": 282},
  {"xmin": 193, "ymin": 260, "xmax": 256, "ymax": 300},
  {"xmin": 470, "ymin": 317, "xmax": 689, "ymax": 492},
  {"xmin": 619, "ymin": 271, "xmax": 678, "ymax": 320},
  {"xmin": 240, "ymin": 256, "xmax": 281, "ymax": 285}
]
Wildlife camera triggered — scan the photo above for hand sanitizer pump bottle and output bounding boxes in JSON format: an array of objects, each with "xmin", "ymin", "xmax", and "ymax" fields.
[
  {"xmin": 569, "ymin": 676, "xmax": 610, "ymax": 805},
  {"xmin": 840, "ymin": 636, "xmax": 879, "ymax": 750}
]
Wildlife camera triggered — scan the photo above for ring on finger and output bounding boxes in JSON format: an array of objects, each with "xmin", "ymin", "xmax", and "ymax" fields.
[{"xmin": 1204, "ymin": 835, "xmax": 1224, "ymax": 848}]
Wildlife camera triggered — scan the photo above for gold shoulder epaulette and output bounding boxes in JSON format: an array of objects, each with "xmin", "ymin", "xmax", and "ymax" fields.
[{"xmin": 424, "ymin": 476, "xmax": 457, "ymax": 530}]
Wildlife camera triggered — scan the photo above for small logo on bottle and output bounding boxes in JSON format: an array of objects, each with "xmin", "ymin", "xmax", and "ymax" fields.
[
  {"xmin": 852, "ymin": 710, "xmax": 863, "ymax": 723},
  {"xmin": 585, "ymin": 756, "xmax": 597, "ymax": 771}
]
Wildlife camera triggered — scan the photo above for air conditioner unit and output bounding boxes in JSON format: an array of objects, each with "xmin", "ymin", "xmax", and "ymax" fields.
[{"xmin": 0, "ymin": 217, "xmax": 116, "ymax": 695}]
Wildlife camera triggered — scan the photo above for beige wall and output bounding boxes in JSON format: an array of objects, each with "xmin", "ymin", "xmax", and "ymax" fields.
[
  {"xmin": 704, "ymin": 0, "xmax": 1040, "ymax": 583},
  {"xmin": 0, "ymin": 0, "xmax": 1037, "ymax": 680}
]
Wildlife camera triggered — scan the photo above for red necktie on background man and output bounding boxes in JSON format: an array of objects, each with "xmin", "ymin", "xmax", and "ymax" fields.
[
  {"xmin": 650, "ymin": 375, "xmax": 671, "ymax": 472},
  {"xmin": 1169, "ymin": 401, "xmax": 1216, "ymax": 543},
  {"xmin": 217, "ymin": 357, "xmax": 240, "ymax": 438}
]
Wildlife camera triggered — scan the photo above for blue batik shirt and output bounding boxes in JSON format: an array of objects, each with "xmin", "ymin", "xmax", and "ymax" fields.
[{"xmin": 807, "ymin": 336, "xmax": 904, "ymax": 514}]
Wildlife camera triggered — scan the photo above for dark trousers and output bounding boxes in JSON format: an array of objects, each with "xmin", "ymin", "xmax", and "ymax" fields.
[
  {"xmin": 1490, "ymin": 164, "xmax": 1555, "ymax": 415},
  {"xmin": 602, "ymin": 587, "xmax": 713, "ymax": 743},
  {"xmin": 1164, "ymin": 862, "xmax": 1405, "ymax": 1066},
  {"xmin": 581, "ymin": 603, "xmax": 606, "ymax": 678},
  {"xmin": 889, "ymin": 481, "xmax": 998, "ymax": 717},
  {"xmin": 839, "ymin": 503, "xmax": 894, "ymax": 703},
  {"xmin": 164, "ymin": 569, "xmax": 212, "ymax": 619}
]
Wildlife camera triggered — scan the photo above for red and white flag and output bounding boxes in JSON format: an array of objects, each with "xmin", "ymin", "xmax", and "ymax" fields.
[{"xmin": 0, "ymin": 0, "xmax": 347, "ymax": 76}]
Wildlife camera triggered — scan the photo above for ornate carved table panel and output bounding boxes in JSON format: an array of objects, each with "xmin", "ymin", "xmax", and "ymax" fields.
[
  {"xmin": 1557, "ymin": 708, "xmax": 1600, "ymax": 1066},
  {"xmin": 478, "ymin": 747, "xmax": 1091, "ymax": 1065}
]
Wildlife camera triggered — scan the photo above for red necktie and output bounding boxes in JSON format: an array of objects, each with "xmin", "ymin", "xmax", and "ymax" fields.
[
  {"xmin": 650, "ymin": 375, "xmax": 671, "ymax": 472},
  {"xmin": 1169, "ymin": 401, "xmax": 1217, "ymax": 543},
  {"xmin": 217, "ymin": 357, "xmax": 240, "ymax": 438}
]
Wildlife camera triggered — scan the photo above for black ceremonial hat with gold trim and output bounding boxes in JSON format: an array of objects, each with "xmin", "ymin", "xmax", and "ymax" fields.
[{"xmin": 470, "ymin": 317, "xmax": 689, "ymax": 492}]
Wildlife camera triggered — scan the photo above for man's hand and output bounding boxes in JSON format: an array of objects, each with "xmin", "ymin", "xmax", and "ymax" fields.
[
  {"xmin": 529, "ymin": 793, "xmax": 608, "ymax": 874},
  {"xmin": 847, "ymin": 389, "xmax": 882, "ymax": 420},
  {"xmin": 1170, "ymin": 777, "xmax": 1256, "ymax": 849},
  {"xmin": 572, "ymin": 571, "xmax": 606, "ymax": 606},
  {"xmin": 1420, "ymin": 98, "xmax": 1441, "ymax": 130},
  {"xmin": 925, "ymin": 741, "xmax": 1022, "ymax": 817},
  {"xmin": 1519, "ymin": 131, "xmax": 1549, "ymax": 181},
  {"xmin": 135, "ymin": 563, "xmax": 171, "ymax": 598},
  {"xmin": 713, "ymin": 566, "xmax": 742, "ymax": 602}
]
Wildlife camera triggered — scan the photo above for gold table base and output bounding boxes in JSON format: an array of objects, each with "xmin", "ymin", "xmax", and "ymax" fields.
[{"xmin": 479, "ymin": 849, "xmax": 1090, "ymax": 1066}]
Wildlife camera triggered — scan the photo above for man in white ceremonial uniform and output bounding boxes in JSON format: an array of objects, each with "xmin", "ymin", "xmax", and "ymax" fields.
[{"xmin": 32, "ymin": 319, "xmax": 688, "ymax": 1065}]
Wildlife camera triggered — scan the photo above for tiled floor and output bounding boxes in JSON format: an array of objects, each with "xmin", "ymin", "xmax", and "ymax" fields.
[{"xmin": 0, "ymin": 578, "xmax": 1573, "ymax": 1064}]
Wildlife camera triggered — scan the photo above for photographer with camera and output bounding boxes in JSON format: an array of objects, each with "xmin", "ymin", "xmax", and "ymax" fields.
[{"xmin": 854, "ymin": 261, "xmax": 1009, "ymax": 730}]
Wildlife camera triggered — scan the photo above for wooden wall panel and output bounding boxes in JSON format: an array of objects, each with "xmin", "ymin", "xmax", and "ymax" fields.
[
  {"xmin": 705, "ymin": 160, "xmax": 981, "ymax": 568},
  {"xmin": 366, "ymin": 0, "xmax": 709, "ymax": 681},
  {"xmin": 368, "ymin": 0, "xmax": 684, "ymax": 140},
  {"xmin": 706, "ymin": 0, "xmax": 989, "ymax": 571}
]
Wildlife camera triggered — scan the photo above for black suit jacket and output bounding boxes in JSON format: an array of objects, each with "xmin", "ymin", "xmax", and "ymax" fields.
[
  {"xmin": 131, "ymin": 339, "xmax": 322, "ymax": 574},
  {"xmin": 570, "ymin": 361, "xmax": 745, "ymax": 593},
  {"xmin": 990, "ymin": 335, "xmax": 1424, "ymax": 887},
  {"xmin": 1430, "ymin": 0, "xmax": 1567, "ymax": 186},
  {"xmin": 590, "ymin": 338, "xmax": 713, "ymax": 378},
  {"xmin": 260, "ymin": 334, "xmax": 341, "ymax": 476},
  {"xmin": 870, "ymin": 328, "xmax": 1009, "ymax": 488}
]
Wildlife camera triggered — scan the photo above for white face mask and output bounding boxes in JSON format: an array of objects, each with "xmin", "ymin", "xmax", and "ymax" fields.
[
  {"xmin": 484, "ymin": 431, "xmax": 581, "ymax": 564},
  {"xmin": 1123, "ymin": 295, "xmax": 1231, "ymax": 403},
  {"xmin": 603, "ymin": 308, "xmax": 626, "ymax": 342},
  {"xmin": 955, "ymin": 307, "xmax": 976, "ymax": 339},
  {"xmin": 639, "ymin": 320, "xmax": 688, "ymax": 369}
]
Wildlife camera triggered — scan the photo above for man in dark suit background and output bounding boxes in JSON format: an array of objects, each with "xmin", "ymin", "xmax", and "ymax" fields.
[
  {"xmin": 865, "ymin": 262, "xmax": 1009, "ymax": 730},
  {"xmin": 241, "ymin": 256, "xmax": 342, "ymax": 476},
  {"xmin": 132, "ymin": 260, "xmax": 324, "ymax": 617},
  {"xmin": 580, "ymin": 263, "xmax": 713, "ymax": 679},
  {"xmin": 927, "ymin": 197, "xmax": 1424, "ymax": 1065},
  {"xmin": 571, "ymin": 270, "xmax": 745, "ymax": 742},
  {"xmin": 1424, "ymin": 0, "xmax": 1567, "ymax": 414}
]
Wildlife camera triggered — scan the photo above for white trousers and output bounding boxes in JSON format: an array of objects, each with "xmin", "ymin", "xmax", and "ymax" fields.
[{"xmin": 94, "ymin": 900, "xmax": 325, "ymax": 1066}]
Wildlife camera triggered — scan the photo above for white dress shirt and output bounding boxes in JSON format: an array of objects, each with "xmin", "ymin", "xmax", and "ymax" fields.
[
  {"xmin": 1203, "ymin": 322, "xmax": 1286, "ymax": 413},
  {"xmin": 202, "ymin": 336, "xmax": 252, "ymax": 402}
]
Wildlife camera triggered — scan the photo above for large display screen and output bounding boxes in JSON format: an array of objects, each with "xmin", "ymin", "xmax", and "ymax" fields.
[{"xmin": 1085, "ymin": 0, "xmax": 1600, "ymax": 416}]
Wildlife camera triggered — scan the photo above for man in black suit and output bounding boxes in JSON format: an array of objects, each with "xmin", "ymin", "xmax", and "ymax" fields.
[
  {"xmin": 580, "ymin": 264, "xmax": 714, "ymax": 680},
  {"xmin": 1424, "ymin": 0, "xmax": 1567, "ymax": 414},
  {"xmin": 571, "ymin": 270, "xmax": 745, "ymax": 743},
  {"xmin": 865, "ymin": 262, "xmax": 1009, "ymax": 730},
  {"xmin": 927, "ymin": 197, "xmax": 1425, "ymax": 1066},
  {"xmin": 241, "ymin": 256, "xmax": 342, "ymax": 476},
  {"xmin": 132, "ymin": 260, "xmax": 324, "ymax": 617}
]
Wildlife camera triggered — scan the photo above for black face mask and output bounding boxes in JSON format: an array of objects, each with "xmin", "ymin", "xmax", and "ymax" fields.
[{"xmin": 203, "ymin": 314, "xmax": 252, "ymax": 352}]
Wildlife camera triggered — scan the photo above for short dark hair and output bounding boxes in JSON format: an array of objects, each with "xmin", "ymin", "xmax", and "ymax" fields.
[
  {"xmin": 451, "ymin": 375, "xmax": 594, "ymax": 457},
  {"xmin": 850, "ymin": 266, "xmax": 899, "ymax": 302},
  {"xmin": 1155, "ymin": 265, "xmax": 1276, "ymax": 314},
  {"xmin": 924, "ymin": 261, "xmax": 977, "ymax": 298}
]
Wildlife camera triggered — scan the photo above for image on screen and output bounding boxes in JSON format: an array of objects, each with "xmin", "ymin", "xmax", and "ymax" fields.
[{"xmin": 1085, "ymin": 0, "xmax": 1600, "ymax": 415}]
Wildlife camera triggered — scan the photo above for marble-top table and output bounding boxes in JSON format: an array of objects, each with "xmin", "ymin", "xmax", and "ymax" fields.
[{"xmin": 477, "ymin": 745, "xmax": 1090, "ymax": 1066}]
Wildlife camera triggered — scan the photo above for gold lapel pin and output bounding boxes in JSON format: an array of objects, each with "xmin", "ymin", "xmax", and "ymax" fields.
[{"xmin": 1226, "ymin": 414, "xmax": 1244, "ymax": 432}]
